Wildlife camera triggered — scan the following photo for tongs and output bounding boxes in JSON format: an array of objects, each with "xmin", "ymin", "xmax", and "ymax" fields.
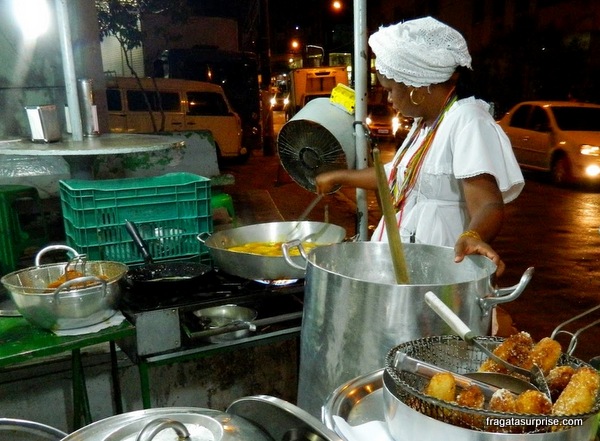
[
  {"xmin": 424, "ymin": 292, "xmax": 551, "ymax": 398},
  {"xmin": 393, "ymin": 351, "xmax": 534, "ymax": 399},
  {"xmin": 550, "ymin": 303, "xmax": 600, "ymax": 355}
]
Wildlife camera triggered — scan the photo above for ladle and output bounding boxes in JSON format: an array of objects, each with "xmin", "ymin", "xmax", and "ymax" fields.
[
  {"xmin": 424, "ymin": 291, "xmax": 548, "ymax": 397},
  {"xmin": 393, "ymin": 351, "xmax": 534, "ymax": 399}
]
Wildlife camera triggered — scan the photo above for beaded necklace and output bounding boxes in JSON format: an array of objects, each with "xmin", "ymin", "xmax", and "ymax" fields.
[
  {"xmin": 377, "ymin": 91, "xmax": 457, "ymax": 241},
  {"xmin": 388, "ymin": 92, "xmax": 457, "ymax": 211}
]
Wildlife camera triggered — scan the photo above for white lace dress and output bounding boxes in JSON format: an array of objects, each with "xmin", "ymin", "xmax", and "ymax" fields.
[{"xmin": 371, "ymin": 97, "xmax": 524, "ymax": 246}]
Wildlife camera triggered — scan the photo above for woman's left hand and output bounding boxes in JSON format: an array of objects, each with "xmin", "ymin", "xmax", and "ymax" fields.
[{"xmin": 454, "ymin": 236, "xmax": 505, "ymax": 277}]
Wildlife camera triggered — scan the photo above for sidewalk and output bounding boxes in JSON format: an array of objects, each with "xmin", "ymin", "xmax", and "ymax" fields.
[{"xmin": 219, "ymin": 150, "xmax": 382, "ymax": 239}]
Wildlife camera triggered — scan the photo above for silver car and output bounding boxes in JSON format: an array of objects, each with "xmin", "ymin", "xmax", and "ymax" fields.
[{"xmin": 497, "ymin": 101, "xmax": 600, "ymax": 184}]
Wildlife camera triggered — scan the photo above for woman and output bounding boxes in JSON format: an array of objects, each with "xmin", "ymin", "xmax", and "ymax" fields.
[{"xmin": 316, "ymin": 17, "xmax": 524, "ymax": 275}]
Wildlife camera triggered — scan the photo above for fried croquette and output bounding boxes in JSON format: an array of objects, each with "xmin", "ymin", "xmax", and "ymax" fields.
[
  {"xmin": 514, "ymin": 390, "xmax": 552, "ymax": 415},
  {"xmin": 456, "ymin": 384, "xmax": 485, "ymax": 409},
  {"xmin": 552, "ymin": 366, "xmax": 600, "ymax": 415},
  {"xmin": 528, "ymin": 337, "xmax": 562, "ymax": 376},
  {"xmin": 478, "ymin": 332, "xmax": 534, "ymax": 374},
  {"xmin": 489, "ymin": 389, "xmax": 517, "ymax": 413},
  {"xmin": 424, "ymin": 372, "xmax": 456, "ymax": 402},
  {"xmin": 546, "ymin": 365, "xmax": 575, "ymax": 402}
]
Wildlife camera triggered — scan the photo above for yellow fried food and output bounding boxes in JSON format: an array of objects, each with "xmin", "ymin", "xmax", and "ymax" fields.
[
  {"xmin": 424, "ymin": 372, "xmax": 456, "ymax": 402},
  {"xmin": 489, "ymin": 389, "xmax": 517, "ymax": 413},
  {"xmin": 479, "ymin": 331, "xmax": 534, "ymax": 374},
  {"xmin": 514, "ymin": 390, "xmax": 552, "ymax": 415},
  {"xmin": 528, "ymin": 337, "xmax": 562, "ymax": 375},
  {"xmin": 47, "ymin": 270, "xmax": 85, "ymax": 288},
  {"xmin": 552, "ymin": 366, "xmax": 600, "ymax": 415},
  {"xmin": 456, "ymin": 385, "xmax": 485, "ymax": 409},
  {"xmin": 227, "ymin": 241, "xmax": 323, "ymax": 257},
  {"xmin": 47, "ymin": 270, "xmax": 108, "ymax": 289},
  {"xmin": 546, "ymin": 365, "xmax": 575, "ymax": 402}
]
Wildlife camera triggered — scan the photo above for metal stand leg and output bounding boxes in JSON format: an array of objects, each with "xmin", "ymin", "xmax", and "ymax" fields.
[
  {"xmin": 71, "ymin": 349, "xmax": 92, "ymax": 429},
  {"xmin": 110, "ymin": 341, "xmax": 124, "ymax": 414},
  {"xmin": 138, "ymin": 361, "xmax": 152, "ymax": 409}
]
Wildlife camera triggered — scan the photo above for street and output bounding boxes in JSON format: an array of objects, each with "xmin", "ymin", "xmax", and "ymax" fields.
[{"xmin": 224, "ymin": 110, "xmax": 600, "ymax": 363}]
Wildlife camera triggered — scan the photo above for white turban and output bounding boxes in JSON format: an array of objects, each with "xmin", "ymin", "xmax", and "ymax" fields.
[{"xmin": 368, "ymin": 16, "xmax": 472, "ymax": 88}]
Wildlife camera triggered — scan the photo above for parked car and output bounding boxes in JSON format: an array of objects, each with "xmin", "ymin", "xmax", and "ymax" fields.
[
  {"xmin": 497, "ymin": 101, "xmax": 600, "ymax": 184},
  {"xmin": 366, "ymin": 104, "xmax": 397, "ymax": 140},
  {"xmin": 105, "ymin": 76, "xmax": 247, "ymax": 161}
]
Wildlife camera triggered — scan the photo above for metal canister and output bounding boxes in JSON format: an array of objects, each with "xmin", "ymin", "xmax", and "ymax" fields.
[{"xmin": 77, "ymin": 78, "xmax": 100, "ymax": 137}]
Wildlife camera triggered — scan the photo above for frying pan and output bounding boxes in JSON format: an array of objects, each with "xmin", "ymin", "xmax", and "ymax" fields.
[{"xmin": 124, "ymin": 220, "xmax": 213, "ymax": 293}]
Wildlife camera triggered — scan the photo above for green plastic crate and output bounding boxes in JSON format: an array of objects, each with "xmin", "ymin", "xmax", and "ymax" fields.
[{"xmin": 59, "ymin": 173, "xmax": 212, "ymax": 264}]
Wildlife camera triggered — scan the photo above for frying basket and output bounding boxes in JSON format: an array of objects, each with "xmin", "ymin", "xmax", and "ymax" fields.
[{"xmin": 384, "ymin": 335, "xmax": 600, "ymax": 434}]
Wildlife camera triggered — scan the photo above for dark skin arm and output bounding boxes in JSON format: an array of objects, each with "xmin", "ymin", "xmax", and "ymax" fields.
[
  {"xmin": 454, "ymin": 173, "xmax": 506, "ymax": 276},
  {"xmin": 317, "ymin": 169, "xmax": 506, "ymax": 276}
]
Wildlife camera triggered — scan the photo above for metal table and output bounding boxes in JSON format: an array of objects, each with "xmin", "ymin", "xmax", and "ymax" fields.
[
  {"xmin": 0, "ymin": 316, "xmax": 135, "ymax": 429},
  {"xmin": 0, "ymin": 134, "xmax": 184, "ymax": 179}
]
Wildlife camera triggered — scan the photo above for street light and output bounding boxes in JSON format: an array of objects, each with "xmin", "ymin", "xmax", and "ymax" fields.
[{"xmin": 13, "ymin": 0, "xmax": 50, "ymax": 40}]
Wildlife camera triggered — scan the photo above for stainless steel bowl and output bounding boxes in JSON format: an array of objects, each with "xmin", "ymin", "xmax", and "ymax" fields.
[
  {"xmin": 193, "ymin": 304, "xmax": 258, "ymax": 342},
  {"xmin": 0, "ymin": 247, "xmax": 128, "ymax": 330}
]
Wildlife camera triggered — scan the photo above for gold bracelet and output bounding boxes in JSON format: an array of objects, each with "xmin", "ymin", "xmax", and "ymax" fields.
[{"xmin": 459, "ymin": 230, "xmax": 482, "ymax": 241}]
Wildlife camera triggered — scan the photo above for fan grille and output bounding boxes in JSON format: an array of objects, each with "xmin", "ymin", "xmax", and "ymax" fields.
[{"xmin": 277, "ymin": 119, "xmax": 349, "ymax": 193}]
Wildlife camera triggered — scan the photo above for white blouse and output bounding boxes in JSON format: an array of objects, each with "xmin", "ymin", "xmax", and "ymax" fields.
[{"xmin": 371, "ymin": 97, "xmax": 524, "ymax": 246}]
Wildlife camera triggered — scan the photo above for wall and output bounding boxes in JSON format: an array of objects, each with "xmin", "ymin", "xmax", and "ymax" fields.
[{"xmin": 0, "ymin": 339, "xmax": 299, "ymax": 434}]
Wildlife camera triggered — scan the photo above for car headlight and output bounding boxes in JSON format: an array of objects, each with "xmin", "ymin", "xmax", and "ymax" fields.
[
  {"xmin": 580, "ymin": 145, "xmax": 600, "ymax": 156},
  {"xmin": 392, "ymin": 116, "xmax": 400, "ymax": 132},
  {"xmin": 365, "ymin": 116, "xmax": 372, "ymax": 125},
  {"xmin": 270, "ymin": 97, "xmax": 276, "ymax": 107}
]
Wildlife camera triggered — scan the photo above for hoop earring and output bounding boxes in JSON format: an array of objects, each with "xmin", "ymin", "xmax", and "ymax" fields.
[{"xmin": 409, "ymin": 88, "xmax": 425, "ymax": 106}]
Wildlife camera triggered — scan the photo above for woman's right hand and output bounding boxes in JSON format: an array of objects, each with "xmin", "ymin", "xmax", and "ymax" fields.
[{"xmin": 315, "ymin": 170, "xmax": 341, "ymax": 194}]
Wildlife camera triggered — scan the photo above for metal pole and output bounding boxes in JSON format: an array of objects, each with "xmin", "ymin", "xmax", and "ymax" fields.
[
  {"xmin": 353, "ymin": 0, "xmax": 369, "ymax": 240},
  {"xmin": 55, "ymin": 0, "xmax": 83, "ymax": 141}
]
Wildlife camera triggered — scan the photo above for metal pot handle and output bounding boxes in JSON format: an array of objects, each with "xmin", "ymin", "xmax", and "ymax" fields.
[
  {"xmin": 35, "ymin": 245, "xmax": 80, "ymax": 267},
  {"xmin": 53, "ymin": 276, "xmax": 107, "ymax": 302},
  {"xmin": 134, "ymin": 418, "xmax": 190, "ymax": 441},
  {"xmin": 282, "ymin": 239, "xmax": 308, "ymax": 270},
  {"xmin": 196, "ymin": 232, "xmax": 212, "ymax": 244},
  {"xmin": 479, "ymin": 266, "xmax": 534, "ymax": 314}
]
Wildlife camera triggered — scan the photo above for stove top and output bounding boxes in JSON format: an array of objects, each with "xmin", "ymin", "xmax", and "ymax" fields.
[
  {"xmin": 120, "ymin": 268, "xmax": 304, "ymax": 312},
  {"xmin": 118, "ymin": 269, "xmax": 305, "ymax": 360}
]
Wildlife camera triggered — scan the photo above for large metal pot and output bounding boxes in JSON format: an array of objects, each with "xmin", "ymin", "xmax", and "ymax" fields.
[
  {"xmin": 59, "ymin": 398, "xmax": 344, "ymax": 441},
  {"xmin": 0, "ymin": 246, "xmax": 128, "ymax": 331},
  {"xmin": 59, "ymin": 407, "xmax": 270, "ymax": 441},
  {"xmin": 295, "ymin": 242, "xmax": 533, "ymax": 418},
  {"xmin": 197, "ymin": 221, "xmax": 346, "ymax": 280}
]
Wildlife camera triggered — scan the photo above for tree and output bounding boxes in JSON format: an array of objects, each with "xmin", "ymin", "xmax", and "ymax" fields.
[{"xmin": 95, "ymin": 0, "xmax": 189, "ymax": 131}]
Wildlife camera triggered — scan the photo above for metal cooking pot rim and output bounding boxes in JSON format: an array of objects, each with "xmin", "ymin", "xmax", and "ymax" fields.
[{"xmin": 1, "ymin": 261, "xmax": 128, "ymax": 293}]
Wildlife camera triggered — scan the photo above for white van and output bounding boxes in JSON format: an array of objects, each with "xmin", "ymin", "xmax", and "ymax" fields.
[{"xmin": 105, "ymin": 77, "xmax": 247, "ymax": 160}]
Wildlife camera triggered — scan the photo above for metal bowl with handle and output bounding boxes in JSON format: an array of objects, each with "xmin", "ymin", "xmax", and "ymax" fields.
[
  {"xmin": 0, "ymin": 245, "xmax": 128, "ymax": 331},
  {"xmin": 197, "ymin": 221, "xmax": 346, "ymax": 280}
]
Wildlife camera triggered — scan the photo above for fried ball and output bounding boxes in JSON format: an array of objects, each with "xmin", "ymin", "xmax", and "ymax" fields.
[
  {"xmin": 552, "ymin": 366, "xmax": 600, "ymax": 415},
  {"xmin": 456, "ymin": 384, "xmax": 485, "ymax": 409},
  {"xmin": 489, "ymin": 389, "xmax": 517, "ymax": 413},
  {"xmin": 424, "ymin": 372, "xmax": 456, "ymax": 402},
  {"xmin": 479, "ymin": 332, "xmax": 534, "ymax": 374},
  {"xmin": 546, "ymin": 365, "xmax": 575, "ymax": 402},
  {"xmin": 528, "ymin": 337, "xmax": 562, "ymax": 375},
  {"xmin": 514, "ymin": 390, "xmax": 552, "ymax": 415}
]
